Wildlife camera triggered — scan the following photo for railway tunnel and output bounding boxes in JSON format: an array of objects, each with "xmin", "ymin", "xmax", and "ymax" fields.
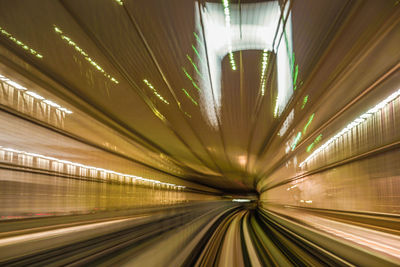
[{"xmin": 0, "ymin": 0, "xmax": 399, "ymax": 266}]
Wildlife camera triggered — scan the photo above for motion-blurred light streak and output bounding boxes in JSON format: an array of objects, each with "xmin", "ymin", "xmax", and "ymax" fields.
[
  {"xmin": 0, "ymin": 26, "xmax": 43, "ymax": 58},
  {"xmin": 25, "ymin": 91, "xmax": 44, "ymax": 100},
  {"xmin": 315, "ymin": 223, "xmax": 400, "ymax": 260},
  {"xmin": 291, "ymin": 132, "xmax": 302, "ymax": 151},
  {"xmin": 191, "ymin": 44, "xmax": 202, "ymax": 62},
  {"xmin": 286, "ymin": 184, "xmax": 297, "ymax": 191},
  {"xmin": 260, "ymin": 50, "xmax": 270, "ymax": 96},
  {"xmin": 0, "ymin": 217, "xmax": 135, "ymax": 247},
  {"xmin": 306, "ymin": 134, "xmax": 322, "ymax": 152},
  {"xmin": 143, "ymin": 79, "xmax": 170, "ymax": 105},
  {"xmin": 301, "ymin": 95, "xmax": 309, "ymax": 109},
  {"xmin": 53, "ymin": 25, "xmax": 119, "ymax": 84},
  {"xmin": 0, "ymin": 73, "xmax": 73, "ymax": 114},
  {"xmin": 153, "ymin": 107, "xmax": 166, "ymax": 121},
  {"xmin": 182, "ymin": 67, "xmax": 201, "ymax": 92},
  {"xmin": 196, "ymin": 1, "xmax": 294, "ymax": 124},
  {"xmin": 302, "ymin": 113, "xmax": 315, "ymax": 135},
  {"xmin": 0, "ymin": 145, "xmax": 185, "ymax": 189},
  {"xmin": 196, "ymin": 0, "xmax": 287, "ymax": 126},
  {"xmin": 0, "ymin": 74, "xmax": 27, "ymax": 90},
  {"xmin": 300, "ymin": 88, "xmax": 400, "ymax": 168},
  {"xmin": 182, "ymin": 88, "xmax": 198, "ymax": 106},
  {"xmin": 274, "ymin": 2, "xmax": 295, "ymax": 117},
  {"xmin": 232, "ymin": 199, "xmax": 251, "ymax": 202},
  {"xmin": 222, "ymin": 0, "xmax": 236, "ymax": 71},
  {"xmin": 186, "ymin": 54, "xmax": 202, "ymax": 78}
]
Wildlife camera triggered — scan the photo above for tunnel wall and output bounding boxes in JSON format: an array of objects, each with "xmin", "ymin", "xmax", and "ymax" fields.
[
  {"xmin": 256, "ymin": 0, "xmax": 400, "ymax": 216},
  {"xmin": 259, "ymin": 149, "xmax": 400, "ymax": 214},
  {"xmin": 0, "ymin": 169, "xmax": 220, "ymax": 218},
  {"xmin": 259, "ymin": 73, "xmax": 400, "ymax": 215}
]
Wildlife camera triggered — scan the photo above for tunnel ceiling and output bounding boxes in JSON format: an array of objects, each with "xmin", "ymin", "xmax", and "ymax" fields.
[{"xmin": 0, "ymin": 0, "xmax": 355, "ymax": 193}]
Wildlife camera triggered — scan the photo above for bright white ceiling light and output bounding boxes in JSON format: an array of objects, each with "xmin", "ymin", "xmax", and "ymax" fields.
[
  {"xmin": 194, "ymin": 1, "xmax": 292, "ymax": 127},
  {"xmin": 0, "ymin": 73, "xmax": 73, "ymax": 114},
  {"xmin": 299, "ymin": 88, "xmax": 400, "ymax": 168},
  {"xmin": 0, "ymin": 146, "xmax": 186, "ymax": 189},
  {"xmin": 0, "ymin": 74, "xmax": 27, "ymax": 90},
  {"xmin": 232, "ymin": 199, "xmax": 251, "ymax": 202},
  {"xmin": 26, "ymin": 91, "xmax": 45, "ymax": 100}
]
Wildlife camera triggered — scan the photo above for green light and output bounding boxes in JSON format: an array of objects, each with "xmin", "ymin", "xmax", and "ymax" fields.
[
  {"xmin": 283, "ymin": 27, "xmax": 299, "ymax": 91},
  {"xmin": 191, "ymin": 45, "xmax": 202, "ymax": 63},
  {"xmin": 114, "ymin": 0, "xmax": 123, "ymax": 5},
  {"xmin": 182, "ymin": 67, "xmax": 201, "ymax": 92},
  {"xmin": 293, "ymin": 64, "xmax": 299, "ymax": 90},
  {"xmin": 291, "ymin": 132, "xmax": 302, "ymax": 151},
  {"xmin": 301, "ymin": 95, "xmax": 308, "ymax": 109},
  {"xmin": 182, "ymin": 88, "xmax": 198, "ymax": 106},
  {"xmin": 303, "ymin": 113, "xmax": 315, "ymax": 135},
  {"xmin": 186, "ymin": 55, "xmax": 202, "ymax": 78},
  {"xmin": 54, "ymin": 25, "xmax": 118, "ymax": 84},
  {"xmin": 193, "ymin": 32, "xmax": 203, "ymax": 46},
  {"xmin": 143, "ymin": 79, "xmax": 170, "ymax": 105},
  {"xmin": 0, "ymin": 26, "xmax": 43, "ymax": 59},
  {"xmin": 306, "ymin": 143, "xmax": 313, "ymax": 153},
  {"xmin": 306, "ymin": 134, "xmax": 322, "ymax": 152},
  {"xmin": 291, "ymin": 52, "xmax": 295, "ymax": 75}
]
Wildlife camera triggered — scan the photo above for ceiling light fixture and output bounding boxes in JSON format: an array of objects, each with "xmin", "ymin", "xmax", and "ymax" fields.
[
  {"xmin": 0, "ymin": 145, "xmax": 185, "ymax": 189},
  {"xmin": 299, "ymin": 88, "xmax": 400, "ymax": 168},
  {"xmin": 54, "ymin": 25, "xmax": 118, "ymax": 84},
  {"xmin": 0, "ymin": 73, "xmax": 73, "ymax": 114},
  {"xmin": 143, "ymin": 79, "xmax": 170, "ymax": 105},
  {"xmin": 222, "ymin": 0, "xmax": 236, "ymax": 71},
  {"xmin": 0, "ymin": 26, "xmax": 43, "ymax": 58}
]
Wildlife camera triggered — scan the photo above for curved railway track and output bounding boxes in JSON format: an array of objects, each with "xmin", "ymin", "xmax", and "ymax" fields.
[{"xmin": 0, "ymin": 204, "xmax": 399, "ymax": 266}]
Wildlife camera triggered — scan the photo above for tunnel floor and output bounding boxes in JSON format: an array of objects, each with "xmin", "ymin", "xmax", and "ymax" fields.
[{"xmin": 0, "ymin": 202, "xmax": 399, "ymax": 266}]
